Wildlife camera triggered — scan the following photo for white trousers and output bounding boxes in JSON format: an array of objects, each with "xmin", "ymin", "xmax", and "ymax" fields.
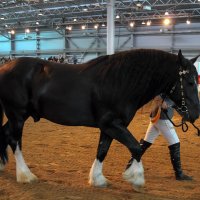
[{"xmin": 144, "ymin": 120, "xmax": 180, "ymax": 145}]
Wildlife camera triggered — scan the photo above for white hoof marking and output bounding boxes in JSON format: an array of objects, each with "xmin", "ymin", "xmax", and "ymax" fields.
[
  {"xmin": 0, "ymin": 160, "xmax": 5, "ymax": 171},
  {"xmin": 15, "ymin": 144, "xmax": 38, "ymax": 183},
  {"xmin": 123, "ymin": 159, "xmax": 145, "ymax": 188},
  {"xmin": 89, "ymin": 159, "xmax": 109, "ymax": 187},
  {"xmin": 17, "ymin": 169, "xmax": 38, "ymax": 183}
]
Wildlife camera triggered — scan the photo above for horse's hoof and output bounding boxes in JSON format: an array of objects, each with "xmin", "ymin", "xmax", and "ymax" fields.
[
  {"xmin": 132, "ymin": 185, "xmax": 145, "ymax": 193},
  {"xmin": 123, "ymin": 171, "xmax": 145, "ymax": 188},
  {"xmin": 17, "ymin": 171, "xmax": 38, "ymax": 183},
  {"xmin": 123, "ymin": 159, "xmax": 145, "ymax": 188},
  {"xmin": 0, "ymin": 160, "xmax": 5, "ymax": 171},
  {"xmin": 89, "ymin": 174, "xmax": 110, "ymax": 188}
]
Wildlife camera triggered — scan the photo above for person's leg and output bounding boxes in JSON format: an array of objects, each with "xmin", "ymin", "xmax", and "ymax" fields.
[
  {"xmin": 156, "ymin": 120, "xmax": 192, "ymax": 181},
  {"xmin": 140, "ymin": 121, "xmax": 160, "ymax": 154},
  {"xmin": 168, "ymin": 143, "xmax": 192, "ymax": 180}
]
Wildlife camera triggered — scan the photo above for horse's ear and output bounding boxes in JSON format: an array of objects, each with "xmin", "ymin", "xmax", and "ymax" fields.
[
  {"xmin": 178, "ymin": 49, "xmax": 183, "ymax": 61},
  {"xmin": 177, "ymin": 49, "xmax": 185, "ymax": 66},
  {"xmin": 190, "ymin": 55, "xmax": 199, "ymax": 64}
]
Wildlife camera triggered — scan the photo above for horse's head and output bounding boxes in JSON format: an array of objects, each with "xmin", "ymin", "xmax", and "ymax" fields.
[{"xmin": 168, "ymin": 50, "xmax": 200, "ymax": 123}]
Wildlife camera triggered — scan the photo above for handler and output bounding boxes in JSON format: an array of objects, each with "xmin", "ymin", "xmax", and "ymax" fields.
[{"xmin": 140, "ymin": 95, "xmax": 192, "ymax": 181}]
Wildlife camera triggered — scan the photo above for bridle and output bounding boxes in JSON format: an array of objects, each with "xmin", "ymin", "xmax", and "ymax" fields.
[
  {"xmin": 163, "ymin": 67, "xmax": 200, "ymax": 135},
  {"xmin": 169, "ymin": 67, "xmax": 190, "ymax": 117}
]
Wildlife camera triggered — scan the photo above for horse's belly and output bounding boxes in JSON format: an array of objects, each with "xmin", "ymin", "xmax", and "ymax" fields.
[{"xmin": 39, "ymin": 98, "xmax": 96, "ymax": 127}]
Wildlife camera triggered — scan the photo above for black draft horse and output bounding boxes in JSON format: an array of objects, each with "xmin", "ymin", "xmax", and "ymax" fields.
[{"xmin": 0, "ymin": 49, "xmax": 199, "ymax": 189}]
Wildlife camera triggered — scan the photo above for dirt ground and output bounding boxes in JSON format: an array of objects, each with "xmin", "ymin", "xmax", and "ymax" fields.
[{"xmin": 0, "ymin": 104, "xmax": 200, "ymax": 200}]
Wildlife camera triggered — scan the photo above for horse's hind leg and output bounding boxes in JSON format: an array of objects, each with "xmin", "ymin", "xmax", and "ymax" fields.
[
  {"xmin": 0, "ymin": 122, "xmax": 10, "ymax": 171},
  {"xmin": 89, "ymin": 132, "xmax": 112, "ymax": 187},
  {"xmin": 6, "ymin": 117, "xmax": 38, "ymax": 183}
]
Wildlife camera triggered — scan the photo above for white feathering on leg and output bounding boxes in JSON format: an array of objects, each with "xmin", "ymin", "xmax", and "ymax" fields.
[
  {"xmin": 89, "ymin": 159, "xmax": 109, "ymax": 187},
  {"xmin": 0, "ymin": 160, "xmax": 5, "ymax": 171},
  {"xmin": 14, "ymin": 144, "xmax": 38, "ymax": 183},
  {"xmin": 123, "ymin": 159, "xmax": 145, "ymax": 188}
]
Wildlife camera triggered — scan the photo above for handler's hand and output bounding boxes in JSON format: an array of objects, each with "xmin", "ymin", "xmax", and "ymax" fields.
[{"xmin": 161, "ymin": 101, "xmax": 168, "ymax": 109}]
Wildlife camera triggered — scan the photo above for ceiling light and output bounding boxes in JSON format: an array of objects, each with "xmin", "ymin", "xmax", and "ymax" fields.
[
  {"xmin": 0, "ymin": 17, "xmax": 5, "ymax": 20},
  {"xmin": 94, "ymin": 24, "xmax": 99, "ymax": 29},
  {"xmin": 66, "ymin": 26, "xmax": 72, "ymax": 31},
  {"xmin": 83, "ymin": 8, "xmax": 88, "ymax": 11},
  {"xmin": 186, "ymin": 19, "xmax": 191, "ymax": 24},
  {"xmin": 136, "ymin": 3, "xmax": 142, "ymax": 7},
  {"xmin": 116, "ymin": 14, "xmax": 120, "ymax": 19},
  {"xmin": 81, "ymin": 25, "xmax": 86, "ymax": 30},
  {"xmin": 38, "ymin": 12, "xmax": 43, "ymax": 16},
  {"xmin": 101, "ymin": 23, "xmax": 105, "ymax": 27},
  {"xmin": 129, "ymin": 22, "xmax": 134, "ymax": 27},
  {"xmin": 35, "ymin": 28, "xmax": 39, "ymax": 32},
  {"xmin": 163, "ymin": 18, "xmax": 170, "ymax": 25},
  {"xmin": 25, "ymin": 28, "xmax": 30, "ymax": 33},
  {"xmin": 36, "ymin": 21, "xmax": 39, "ymax": 25},
  {"xmin": 165, "ymin": 11, "xmax": 169, "ymax": 15},
  {"xmin": 141, "ymin": 21, "xmax": 145, "ymax": 25},
  {"xmin": 73, "ymin": 18, "xmax": 77, "ymax": 22},
  {"xmin": 10, "ymin": 30, "xmax": 15, "ymax": 35},
  {"xmin": 147, "ymin": 20, "xmax": 151, "ymax": 26}
]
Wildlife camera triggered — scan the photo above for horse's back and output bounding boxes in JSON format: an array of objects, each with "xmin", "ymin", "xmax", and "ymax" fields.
[{"xmin": 0, "ymin": 57, "xmax": 97, "ymax": 126}]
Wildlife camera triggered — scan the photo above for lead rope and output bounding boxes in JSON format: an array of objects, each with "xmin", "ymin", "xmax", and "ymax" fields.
[
  {"xmin": 191, "ymin": 122, "xmax": 200, "ymax": 136},
  {"xmin": 162, "ymin": 108, "xmax": 188, "ymax": 132},
  {"xmin": 162, "ymin": 108, "xmax": 200, "ymax": 136}
]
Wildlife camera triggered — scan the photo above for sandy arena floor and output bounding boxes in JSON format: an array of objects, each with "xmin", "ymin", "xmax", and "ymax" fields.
[{"xmin": 0, "ymin": 104, "xmax": 200, "ymax": 200}]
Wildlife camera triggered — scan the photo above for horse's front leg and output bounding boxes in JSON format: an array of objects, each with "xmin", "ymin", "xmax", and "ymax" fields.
[
  {"xmin": 89, "ymin": 132, "xmax": 112, "ymax": 187},
  {"xmin": 8, "ymin": 118, "xmax": 38, "ymax": 183},
  {"xmin": 14, "ymin": 142, "xmax": 38, "ymax": 183},
  {"xmin": 102, "ymin": 116, "xmax": 145, "ymax": 190}
]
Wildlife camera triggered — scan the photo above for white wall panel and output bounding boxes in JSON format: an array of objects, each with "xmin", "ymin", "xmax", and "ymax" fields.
[
  {"xmin": 174, "ymin": 35, "xmax": 200, "ymax": 48},
  {"xmin": 135, "ymin": 35, "xmax": 172, "ymax": 49}
]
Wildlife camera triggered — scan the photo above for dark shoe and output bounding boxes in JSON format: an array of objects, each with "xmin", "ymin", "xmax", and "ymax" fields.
[
  {"xmin": 176, "ymin": 172, "xmax": 193, "ymax": 181},
  {"xmin": 169, "ymin": 143, "xmax": 192, "ymax": 181}
]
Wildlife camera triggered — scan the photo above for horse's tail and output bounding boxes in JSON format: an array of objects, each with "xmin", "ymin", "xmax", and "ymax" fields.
[{"xmin": 0, "ymin": 102, "xmax": 8, "ymax": 164}]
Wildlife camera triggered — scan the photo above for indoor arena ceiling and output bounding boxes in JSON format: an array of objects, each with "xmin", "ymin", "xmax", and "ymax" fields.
[{"xmin": 0, "ymin": 0, "xmax": 200, "ymax": 31}]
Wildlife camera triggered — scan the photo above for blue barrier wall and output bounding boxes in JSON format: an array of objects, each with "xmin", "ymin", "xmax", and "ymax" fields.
[{"xmin": 0, "ymin": 22, "xmax": 200, "ymax": 62}]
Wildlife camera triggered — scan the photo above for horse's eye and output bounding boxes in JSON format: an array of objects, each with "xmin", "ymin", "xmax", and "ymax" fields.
[
  {"xmin": 189, "ymin": 82, "xmax": 194, "ymax": 86},
  {"xmin": 187, "ymin": 76, "xmax": 196, "ymax": 86}
]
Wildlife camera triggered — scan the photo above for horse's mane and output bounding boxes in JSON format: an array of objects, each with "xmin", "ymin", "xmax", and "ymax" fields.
[
  {"xmin": 86, "ymin": 49, "xmax": 177, "ymax": 73},
  {"xmin": 86, "ymin": 49, "xmax": 178, "ymax": 83},
  {"xmin": 86, "ymin": 49, "xmax": 178, "ymax": 108}
]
